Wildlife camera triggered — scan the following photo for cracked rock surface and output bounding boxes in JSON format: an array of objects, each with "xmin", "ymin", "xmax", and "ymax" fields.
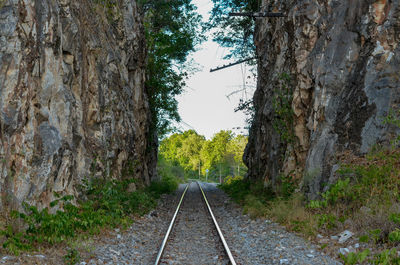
[{"xmin": 245, "ymin": 0, "xmax": 400, "ymax": 198}]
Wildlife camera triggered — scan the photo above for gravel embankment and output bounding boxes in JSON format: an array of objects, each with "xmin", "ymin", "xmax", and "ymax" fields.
[
  {"xmin": 1, "ymin": 182, "xmax": 342, "ymax": 265},
  {"xmin": 200, "ymin": 182, "xmax": 342, "ymax": 265}
]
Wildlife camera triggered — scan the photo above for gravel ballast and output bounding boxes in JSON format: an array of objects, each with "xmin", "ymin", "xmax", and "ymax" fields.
[
  {"xmin": 1, "ymin": 182, "xmax": 342, "ymax": 264},
  {"xmin": 200, "ymin": 182, "xmax": 341, "ymax": 265}
]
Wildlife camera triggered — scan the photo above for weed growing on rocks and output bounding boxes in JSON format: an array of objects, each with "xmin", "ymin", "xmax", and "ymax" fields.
[
  {"xmin": 63, "ymin": 248, "xmax": 80, "ymax": 265},
  {"xmin": 272, "ymin": 73, "xmax": 295, "ymax": 146}
]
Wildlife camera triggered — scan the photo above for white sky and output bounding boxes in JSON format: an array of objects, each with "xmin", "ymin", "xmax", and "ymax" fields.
[{"xmin": 176, "ymin": 0, "xmax": 255, "ymax": 139}]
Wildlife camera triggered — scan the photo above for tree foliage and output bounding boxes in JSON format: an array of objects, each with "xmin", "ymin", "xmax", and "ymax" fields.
[
  {"xmin": 159, "ymin": 130, "xmax": 248, "ymax": 180},
  {"xmin": 139, "ymin": 0, "xmax": 205, "ymax": 137},
  {"xmin": 208, "ymin": 0, "xmax": 258, "ymax": 130},
  {"xmin": 160, "ymin": 130, "xmax": 205, "ymax": 171},
  {"xmin": 208, "ymin": 0, "xmax": 259, "ymax": 60}
]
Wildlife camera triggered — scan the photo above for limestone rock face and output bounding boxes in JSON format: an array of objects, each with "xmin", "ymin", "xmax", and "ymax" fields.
[
  {"xmin": 0, "ymin": 0, "xmax": 154, "ymax": 209},
  {"xmin": 245, "ymin": 0, "xmax": 400, "ymax": 198}
]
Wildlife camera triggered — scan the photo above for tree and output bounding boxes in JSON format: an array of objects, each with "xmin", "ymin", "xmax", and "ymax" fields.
[
  {"xmin": 208, "ymin": 0, "xmax": 259, "ymax": 60},
  {"xmin": 177, "ymin": 130, "xmax": 205, "ymax": 171},
  {"xmin": 209, "ymin": 130, "xmax": 233, "ymax": 182},
  {"xmin": 139, "ymin": 0, "xmax": 205, "ymax": 137},
  {"xmin": 227, "ymin": 134, "xmax": 248, "ymax": 176},
  {"xmin": 159, "ymin": 130, "xmax": 205, "ymax": 177},
  {"xmin": 208, "ymin": 1, "xmax": 258, "ymax": 130},
  {"xmin": 160, "ymin": 130, "xmax": 247, "ymax": 182},
  {"xmin": 200, "ymin": 140, "xmax": 214, "ymax": 175}
]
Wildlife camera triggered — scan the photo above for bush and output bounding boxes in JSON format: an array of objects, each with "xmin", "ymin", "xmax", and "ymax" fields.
[
  {"xmin": 388, "ymin": 229, "xmax": 400, "ymax": 243},
  {"xmin": 339, "ymin": 249, "xmax": 370, "ymax": 265},
  {"xmin": 373, "ymin": 248, "xmax": 400, "ymax": 265},
  {"xmin": 243, "ymin": 195, "xmax": 267, "ymax": 218},
  {"xmin": 64, "ymin": 248, "xmax": 80, "ymax": 265},
  {"xmin": 219, "ymin": 177, "xmax": 251, "ymax": 203},
  {"xmin": 223, "ymin": 175, "xmax": 244, "ymax": 185},
  {"xmin": 0, "ymin": 175, "xmax": 177, "ymax": 255},
  {"xmin": 317, "ymin": 213, "xmax": 337, "ymax": 230},
  {"xmin": 148, "ymin": 175, "xmax": 178, "ymax": 198},
  {"xmin": 307, "ymin": 178, "xmax": 352, "ymax": 209}
]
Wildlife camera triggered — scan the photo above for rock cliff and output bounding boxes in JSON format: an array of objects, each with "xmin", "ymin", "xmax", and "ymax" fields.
[
  {"xmin": 245, "ymin": 0, "xmax": 400, "ymax": 198},
  {"xmin": 0, "ymin": 0, "xmax": 154, "ymax": 210}
]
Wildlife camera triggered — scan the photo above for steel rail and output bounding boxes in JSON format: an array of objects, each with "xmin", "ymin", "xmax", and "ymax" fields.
[
  {"xmin": 196, "ymin": 182, "xmax": 237, "ymax": 265},
  {"xmin": 154, "ymin": 183, "xmax": 190, "ymax": 265}
]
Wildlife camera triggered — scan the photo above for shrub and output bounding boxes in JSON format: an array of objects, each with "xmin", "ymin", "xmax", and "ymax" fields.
[
  {"xmin": 389, "ymin": 213, "xmax": 400, "ymax": 224},
  {"xmin": 64, "ymin": 248, "xmax": 80, "ymax": 265},
  {"xmin": 148, "ymin": 175, "xmax": 178, "ymax": 198},
  {"xmin": 219, "ymin": 177, "xmax": 251, "ymax": 203},
  {"xmin": 373, "ymin": 248, "xmax": 400, "ymax": 265},
  {"xmin": 307, "ymin": 178, "xmax": 352, "ymax": 209},
  {"xmin": 317, "ymin": 213, "xmax": 337, "ymax": 230},
  {"xmin": 243, "ymin": 195, "xmax": 267, "ymax": 218},
  {"xmin": 0, "ymin": 175, "xmax": 177, "ymax": 255},
  {"xmin": 224, "ymin": 175, "xmax": 244, "ymax": 185},
  {"xmin": 339, "ymin": 249, "xmax": 370, "ymax": 265},
  {"xmin": 388, "ymin": 228, "xmax": 400, "ymax": 243},
  {"xmin": 276, "ymin": 173, "xmax": 297, "ymax": 199}
]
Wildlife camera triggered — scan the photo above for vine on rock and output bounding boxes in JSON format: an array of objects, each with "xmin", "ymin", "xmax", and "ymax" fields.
[{"xmin": 272, "ymin": 73, "xmax": 295, "ymax": 145}]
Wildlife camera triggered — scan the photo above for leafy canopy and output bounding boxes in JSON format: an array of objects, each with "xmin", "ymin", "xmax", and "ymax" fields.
[
  {"xmin": 208, "ymin": 0, "xmax": 259, "ymax": 60},
  {"xmin": 159, "ymin": 130, "xmax": 248, "ymax": 180},
  {"xmin": 140, "ymin": 0, "xmax": 205, "ymax": 137}
]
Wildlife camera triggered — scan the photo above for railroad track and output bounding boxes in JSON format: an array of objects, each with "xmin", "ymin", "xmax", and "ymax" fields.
[{"xmin": 154, "ymin": 181, "xmax": 237, "ymax": 265}]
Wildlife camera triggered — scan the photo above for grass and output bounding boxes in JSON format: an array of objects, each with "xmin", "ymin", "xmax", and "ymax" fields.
[
  {"xmin": 0, "ymin": 174, "xmax": 178, "ymax": 258},
  {"xmin": 220, "ymin": 147, "xmax": 400, "ymax": 263}
]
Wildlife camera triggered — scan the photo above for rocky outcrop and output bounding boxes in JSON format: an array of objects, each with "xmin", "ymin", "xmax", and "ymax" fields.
[
  {"xmin": 245, "ymin": 0, "xmax": 400, "ymax": 198},
  {"xmin": 0, "ymin": 0, "xmax": 154, "ymax": 210}
]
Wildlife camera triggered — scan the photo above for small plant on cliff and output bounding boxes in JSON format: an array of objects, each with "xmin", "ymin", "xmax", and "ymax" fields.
[
  {"xmin": 93, "ymin": 0, "xmax": 120, "ymax": 21},
  {"xmin": 383, "ymin": 108, "xmax": 400, "ymax": 147},
  {"xmin": 276, "ymin": 172, "xmax": 298, "ymax": 199},
  {"xmin": 272, "ymin": 73, "xmax": 295, "ymax": 145}
]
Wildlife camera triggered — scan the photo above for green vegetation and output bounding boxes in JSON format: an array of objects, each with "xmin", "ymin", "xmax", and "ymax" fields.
[
  {"xmin": 89, "ymin": 0, "xmax": 204, "ymax": 137},
  {"xmin": 219, "ymin": 177, "xmax": 272, "ymax": 218},
  {"xmin": 209, "ymin": 0, "xmax": 259, "ymax": 129},
  {"xmin": 339, "ymin": 248, "xmax": 400, "ymax": 265},
  {"xmin": 63, "ymin": 248, "xmax": 80, "ymax": 265},
  {"xmin": 0, "ymin": 176, "xmax": 177, "ymax": 256},
  {"xmin": 140, "ymin": 0, "xmax": 205, "ymax": 137},
  {"xmin": 384, "ymin": 108, "xmax": 400, "ymax": 147},
  {"xmin": 208, "ymin": 0, "xmax": 259, "ymax": 60},
  {"xmin": 339, "ymin": 249, "xmax": 370, "ymax": 265},
  {"xmin": 272, "ymin": 73, "xmax": 295, "ymax": 145},
  {"xmin": 159, "ymin": 130, "xmax": 248, "ymax": 182},
  {"xmin": 220, "ymin": 111, "xmax": 400, "ymax": 261},
  {"xmin": 221, "ymin": 146, "xmax": 400, "ymax": 261},
  {"xmin": 93, "ymin": 0, "xmax": 119, "ymax": 21},
  {"xmin": 221, "ymin": 146, "xmax": 400, "ymax": 260},
  {"xmin": 0, "ymin": 0, "xmax": 7, "ymax": 9}
]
